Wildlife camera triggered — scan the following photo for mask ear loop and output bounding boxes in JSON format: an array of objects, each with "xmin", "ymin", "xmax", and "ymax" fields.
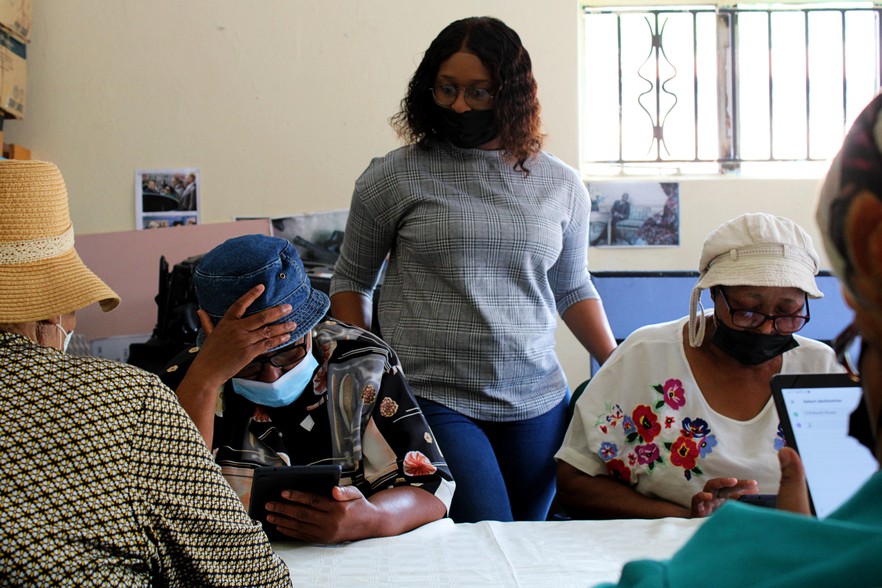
[
  {"xmin": 688, "ymin": 286, "xmax": 707, "ymax": 347},
  {"xmin": 55, "ymin": 317, "xmax": 72, "ymax": 353}
]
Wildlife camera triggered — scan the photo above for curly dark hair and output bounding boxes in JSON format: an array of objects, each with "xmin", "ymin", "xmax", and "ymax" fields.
[{"xmin": 391, "ymin": 16, "xmax": 543, "ymax": 173}]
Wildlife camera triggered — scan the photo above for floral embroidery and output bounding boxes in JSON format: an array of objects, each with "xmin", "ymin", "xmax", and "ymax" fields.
[
  {"xmin": 606, "ymin": 458, "xmax": 632, "ymax": 483},
  {"xmin": 635, "ymin": 443, "xmax": 662, "ymax": 470},
  {"xmin": 595, "ymin": 378, "xmax": 723, "ymax": 484},
  {"xmin": 697, "ymin": 434, "xmax": 717, "ymax": 458},
  {"xmin": 606, "ymin": 405, "xmax": 624, "ymax": 428},
  {"xmin": 403, "ymin": 451, "xmax": 437, "ymax": 476},
  {"xmin": 621, "ymin": 416, "xmax": 636, "ymax": 436},
  {"xmin": 361, "ymin": 384, "xmax": 376, "ymax": 404},
  {"xmin": 774, "ymin": 423, "xmax": 786, "ymax": 451},
  {"xmin": 681, "ymin": 417, "xmax": 710, "ymax": 439},
  {"xmin": 654, "ymin": 378, "xmax": 686, "ymax": 410},
  {"xmin": 629, "ymin": 405, "xmax": 661, "ymax": 443},
  {"xmin": 667, "ymin": 436, "xmax": 703, "ymax": 480},
  {"xmin": 599, "ymin": 442, "xmax": 618, "ymax": 462}
]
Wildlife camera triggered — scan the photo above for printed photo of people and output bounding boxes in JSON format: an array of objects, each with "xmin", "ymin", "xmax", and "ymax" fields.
[
  {"xmin": 135, "ymin": 168, "xmax": 200, "ymax": 229},
  {"xmin": 587, "ymin": 181, "xmax": 680, "ymax": 248}
]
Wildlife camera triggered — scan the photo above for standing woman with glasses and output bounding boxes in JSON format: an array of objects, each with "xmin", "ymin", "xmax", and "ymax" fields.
[
  {"xmin": 556, "ymin": 212, "xmax": 843, "ymax": 520},
  {"xmin": 330, "ymin": 16, "xmax": 616, "ymax": 523}
]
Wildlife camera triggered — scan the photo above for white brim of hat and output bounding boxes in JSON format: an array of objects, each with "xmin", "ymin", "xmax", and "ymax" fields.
[
  {"xmin": 695, "ymin": 255, "xmax": 823, "ymax": 299},
  {"xmin": 0, "ymin": 247, "xmax": 120, "ymax": 323}
]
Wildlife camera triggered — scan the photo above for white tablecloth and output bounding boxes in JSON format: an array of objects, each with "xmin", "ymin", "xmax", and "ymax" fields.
[{"xmin": 274, "ymin": 517, "xmax": 704, "ymax": 587}]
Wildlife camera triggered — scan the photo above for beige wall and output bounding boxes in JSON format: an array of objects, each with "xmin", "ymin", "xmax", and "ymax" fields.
[{"xmin": 6, "ymin": 0, "xmax": 831, "ymax": 388}]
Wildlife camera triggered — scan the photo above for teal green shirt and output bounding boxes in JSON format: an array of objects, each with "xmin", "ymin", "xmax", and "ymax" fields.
[{"xmin": 599, "ymin": 471, "xmax": 882, "ymax": 587}]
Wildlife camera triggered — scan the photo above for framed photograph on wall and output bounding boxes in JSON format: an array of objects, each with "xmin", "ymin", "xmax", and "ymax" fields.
[
  {"xmin": 135, "ymin": 167, "xmax": 200, "ymax": 229},
  {"xmin": 586, "ymin": 181, "xmax": 680, "ymax": 248}
]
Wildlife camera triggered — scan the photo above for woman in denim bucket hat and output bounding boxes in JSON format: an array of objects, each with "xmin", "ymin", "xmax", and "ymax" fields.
[
  {"xmin": 556, "ymin": 212, "xmax": 843, "ymax": 520},
  {"xmin": 193, "ymin": 234, "xmax": 330, "ymax": 351},
  {"xmin": 165, "ymin": 234, "xmax": 454, "ymax": 544}
]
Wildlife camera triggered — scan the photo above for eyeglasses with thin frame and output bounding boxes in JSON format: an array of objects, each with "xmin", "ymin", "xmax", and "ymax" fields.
[
  {"xmin": 236, "ymin": 336, "xmax": 309, "ymax": 379},
  {"xmin": 430, "ymin": 84, "xmax": 494, "ymax": 110},
  {"xmin": 717, "ymin": 288, "xmax": 810, "ymax": 334},
  {"xmin": 833, "ymin": 322, "xmax": 863, "ymax": 382}
]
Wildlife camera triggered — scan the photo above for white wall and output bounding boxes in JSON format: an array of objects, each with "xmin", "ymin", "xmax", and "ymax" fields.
[
  {"xmin": 6, "ymin": 0, "xmax": 832, "ymax": 389},
  {"xmin": 6, "ymin": 0, "xmax": 580, "ymax": 234}
]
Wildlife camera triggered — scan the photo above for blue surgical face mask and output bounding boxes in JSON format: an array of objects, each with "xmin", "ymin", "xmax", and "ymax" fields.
[
  {"xmin": 231, "ymin": 346, "xmax": 319, "ymax": 408},
  {"xmin": 56, "ymin": 324, "xmax": 73, "ymax": 353}
]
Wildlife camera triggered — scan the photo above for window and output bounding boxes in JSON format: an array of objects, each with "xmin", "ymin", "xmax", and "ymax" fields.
[{"xmin": 581, "ymin": 3, "xmax": 882, "ymax": 175}]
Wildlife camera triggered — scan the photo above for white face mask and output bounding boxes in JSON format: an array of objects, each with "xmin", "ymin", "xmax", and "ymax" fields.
[{"xmin": 56, "ymin": 323, "xmax": 73, "ymax": 353}]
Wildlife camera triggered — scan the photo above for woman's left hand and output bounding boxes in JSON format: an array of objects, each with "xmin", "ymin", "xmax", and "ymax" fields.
[
  {"xmin": 265, "ymin": 485, "xmax": 379, "ymax": 544},
  {"xmin": 690, "ymin": 477, "xmax": 759, "ymax": 518}
]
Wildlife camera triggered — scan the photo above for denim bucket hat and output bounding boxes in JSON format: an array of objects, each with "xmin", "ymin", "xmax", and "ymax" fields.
[{"xmin": 193, "ymin": 234, "xmax": 330, "ymax": 350}]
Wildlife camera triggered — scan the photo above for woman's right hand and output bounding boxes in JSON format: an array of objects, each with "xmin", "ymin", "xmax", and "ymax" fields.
[
  {"xmin": 175, "ymin": 284, "xmax": 299, "ymax": 448},
  {"xmin": 191, "ymin": 284, "xmax": 298, "ymax": 387},
  {"xmin": 690, "ymin": 477, "xmax": 759, "ymax": 518}
]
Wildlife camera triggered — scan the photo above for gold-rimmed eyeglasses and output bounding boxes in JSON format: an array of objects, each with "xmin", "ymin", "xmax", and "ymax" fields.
[
  {"xmin": 430, "ymin": 84, "xmax": 494, "ymax": 110},
  {"xmin": 717, "ymin": 288, "xmax": 810, "ymax": 334}
]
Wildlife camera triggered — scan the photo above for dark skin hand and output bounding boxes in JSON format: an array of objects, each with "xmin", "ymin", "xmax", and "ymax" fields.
[
  {"xmin": 266, "ymin": 485, "xmax": 445, "ymax": 544},
  {"xmin": 556, "ymin": 461, "xmax": 758, "ymax": 519},
  {"xmin": 175, "ymin": 283, "xmax": 298, "ymax": 447},
  {"xmin": 775, "ymin": 447, "xmax": 811, "ymax": 515},
  {"xmin": 174, "ymin": 285, "xmax": 447, "ymax": 543}
]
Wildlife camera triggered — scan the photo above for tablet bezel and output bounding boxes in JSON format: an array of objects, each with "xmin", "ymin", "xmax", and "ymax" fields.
[
  {"xmin": 248, "ymin": 464, "xmax": 343, "ymax": 540},
  {"xmin": 771, "ymin": 372, "xmax": 871, "ymax": 516}
]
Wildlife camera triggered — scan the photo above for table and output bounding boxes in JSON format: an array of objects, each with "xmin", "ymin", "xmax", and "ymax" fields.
[{"xmin": 274, "ymin": 517, "xmax": 704, "ymax": 587}]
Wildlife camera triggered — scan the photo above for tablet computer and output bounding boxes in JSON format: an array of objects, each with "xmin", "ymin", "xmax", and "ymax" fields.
[
  {"xmin": 771, "ymin": 372, "xmax": 876, "ymax": 518},
  {"xmin": 248, "ymin": 464, "xmax": 342, "ymax": 540}
]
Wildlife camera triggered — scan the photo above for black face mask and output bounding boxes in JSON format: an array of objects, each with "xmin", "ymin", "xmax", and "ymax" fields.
[
  {"xmin": 711, "ymin": 319, "xmax": 799, "ymax": 365},
  {"xmin": 436, "ymin": 108, "xmax": 498, "ymax": 149}
]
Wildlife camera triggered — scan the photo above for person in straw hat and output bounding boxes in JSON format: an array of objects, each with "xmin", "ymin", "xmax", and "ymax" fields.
[
  {"xmin": 592, "ymin": 93, "xmax": 882, "ymax": 588},
  {"xmin": 0, "ymin": 161, "xmax": 291, "ymax": 586},
  {"xmin": 555, "ymin": 212, "xmax": 843, "ymax": 520}
]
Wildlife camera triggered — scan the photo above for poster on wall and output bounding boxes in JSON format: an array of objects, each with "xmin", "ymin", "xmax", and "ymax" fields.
[
  {"xmin": 586, "ymin": 181, "xmax": 680, "ymax": 248},
  {"xmin": 235, "ymin": 209, "xmax": 350, "ymax": 274},
  {"xmin": 135, "ymin": 167, "xmax": 200, "ymax": 229}
]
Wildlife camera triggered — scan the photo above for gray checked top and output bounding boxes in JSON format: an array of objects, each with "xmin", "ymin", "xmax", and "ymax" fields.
[{"xmin": 331, "ymin": 142, "xmax": 599, "ymax": 421}]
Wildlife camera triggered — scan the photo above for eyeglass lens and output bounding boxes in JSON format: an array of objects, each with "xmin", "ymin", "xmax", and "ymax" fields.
[
  {"xmin": 431, "ymin": 84, "xmax": 493, "ymax": 110},
  {"xmin": 719, "ymin": 289, "xmax": 809, "ymax": 334},
  {"xmin": 237, "ymin": 338, "xmax": 308, "ymax": 378}
]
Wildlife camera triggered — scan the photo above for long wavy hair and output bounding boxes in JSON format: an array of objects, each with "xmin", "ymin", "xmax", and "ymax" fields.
[{"xmin": 391, "ymin": 17, "xmax": 543, "ymax": 173}]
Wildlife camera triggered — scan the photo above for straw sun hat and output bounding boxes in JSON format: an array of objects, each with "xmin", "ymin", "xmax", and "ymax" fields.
[{"xmin": 0, "ymin": 160, "xmax": 119, "ymax": 323}]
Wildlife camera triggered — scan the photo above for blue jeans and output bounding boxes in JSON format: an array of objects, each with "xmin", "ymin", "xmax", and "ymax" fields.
[{"xmin": 417, "ymin": 395, "xmax": 569, "ymax": 523}]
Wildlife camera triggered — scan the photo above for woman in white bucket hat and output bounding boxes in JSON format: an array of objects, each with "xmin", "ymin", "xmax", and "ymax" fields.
[
  {"xmin": 556, "ymin": 212, "xmax": 842, "ymax": 520},
  {"xmin": 0, "ymin": 161, "xmax": 291, "ymax": 586}
]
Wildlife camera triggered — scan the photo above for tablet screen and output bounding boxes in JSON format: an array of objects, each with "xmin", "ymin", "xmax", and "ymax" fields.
[{"xmin": 773, "ymin": 373, "xmax": 877, "ymax": 518}]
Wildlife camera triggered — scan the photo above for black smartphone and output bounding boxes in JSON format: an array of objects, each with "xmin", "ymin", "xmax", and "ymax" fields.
[
  {"xmin": 737, "ymin": 493, "xmax": 777, "ymax": 508},
  {"xmin": 248, "ymin": 464, "xmax": 342, "ymax": 540}
]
